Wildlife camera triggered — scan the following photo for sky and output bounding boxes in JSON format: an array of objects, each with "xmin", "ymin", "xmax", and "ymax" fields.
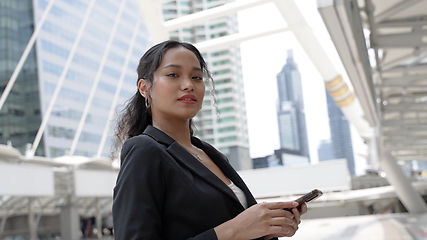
[{"xmin": 236, "ymin": 1, "xmax": 368, "ymax": 175}]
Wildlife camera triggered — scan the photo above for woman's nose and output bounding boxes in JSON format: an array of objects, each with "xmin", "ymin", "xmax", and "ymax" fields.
[{"xmin": 181, "ymin": 77, "xmax": 194, "ymax": 91}]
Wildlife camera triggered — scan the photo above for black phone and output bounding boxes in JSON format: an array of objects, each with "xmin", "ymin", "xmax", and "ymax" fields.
[{"xmin": 284, "ymin": 189, "xmax": 323, "ymax": 212}]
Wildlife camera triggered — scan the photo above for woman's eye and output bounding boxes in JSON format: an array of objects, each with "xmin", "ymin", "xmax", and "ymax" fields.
[
  {"xmin": 193, "ymin": 76, "xmax": 203, "ymax": 80},
  {"xmin": 167, "ymin": 73, "xmax": 178, "ymax": 77}
]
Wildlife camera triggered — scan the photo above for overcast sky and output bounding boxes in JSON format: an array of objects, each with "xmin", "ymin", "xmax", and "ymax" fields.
[{"xmin": 236, "ymin": 0, "xmax": 368, "ymax": 174}]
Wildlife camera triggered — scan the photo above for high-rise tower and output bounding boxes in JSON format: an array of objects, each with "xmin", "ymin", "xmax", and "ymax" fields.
[
  {"xmin": 162, "ymin": 0, "xmax": 251, "ymax": 170},
  {"xmin": 276, "ymin": 49, "xmax": 310, "ymax": 160},
  {"xmin": 326, "ymin": 90, "xmax": 355, "ymax": 175},
  {"xmin": 0, "ymin": 0, "xmax": 150, "ymax": 158}
]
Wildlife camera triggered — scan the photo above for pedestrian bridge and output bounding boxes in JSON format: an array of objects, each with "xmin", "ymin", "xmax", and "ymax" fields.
[{"xmin": 1, "ymin": 147, "xmax": 427, "ymax": 239}]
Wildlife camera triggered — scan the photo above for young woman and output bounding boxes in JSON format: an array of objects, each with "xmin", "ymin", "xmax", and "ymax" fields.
[{"xmin": 112, "ymin": 40, "xmax": 307, "ymax": 240}]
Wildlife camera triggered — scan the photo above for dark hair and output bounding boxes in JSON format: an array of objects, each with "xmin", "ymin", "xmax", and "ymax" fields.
[{"xmin": 112, "ymin": 40, "xmax": 214, "ymax": 158}]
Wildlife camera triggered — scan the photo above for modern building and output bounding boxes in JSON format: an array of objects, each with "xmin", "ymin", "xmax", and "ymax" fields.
[
  {"xmin": 162, "ymin": 0, "xmax": 251, "ymax": 170},
  {"xmin": 318, "ymin": 139, "xmax": 335, "ymax": 161},
  {"xmin": 0, "ymin": 0, "xmax": 150, "ymax": 158},
  {"xmin": 276, "ymin": 49, "xmax": 310, "ymax": 162},
  {"xmin": 326, "ymin": 90, "xmax": 355, "ymax": 175}
]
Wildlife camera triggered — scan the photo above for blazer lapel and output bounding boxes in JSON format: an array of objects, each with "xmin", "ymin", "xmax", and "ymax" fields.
[
  {"xmin": 143, "ymin": 126, "xmax": 242, "ymax": 208},
  {"xmin": 193, "ymin": 138, "xmax": 258, "ymax": 207}
]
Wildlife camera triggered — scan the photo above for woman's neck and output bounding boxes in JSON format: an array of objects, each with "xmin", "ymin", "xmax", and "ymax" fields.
[{"xmin": 153, "ymin": 118, "xmax": 192, "ymax": 148}]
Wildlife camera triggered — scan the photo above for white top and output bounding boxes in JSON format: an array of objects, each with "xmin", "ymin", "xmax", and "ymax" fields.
[{"xmin": 227, "ymin": 180, "xmax": 248, "ymax": 209}]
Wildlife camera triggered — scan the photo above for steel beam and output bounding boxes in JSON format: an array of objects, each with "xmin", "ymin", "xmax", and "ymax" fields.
[
  {"xmin": 96, "ymin": 16, "xmax": 142, "ymax": 157},
  {"xmin": 381, "ymin": 74, "xmax": 427, "ymax": 84},
  {"xmin": 383, "ymin": 103, "xmax": 427, "ymax": 111},
  {"xmin": 194, "ymin": 26, "xmax": 289, "ymax": 53},
  {"xmin": 378, "ymin": 17, "xmax": 427, "ymax": 28},
  {"xmin": 376, "ymin": 31, "xmax": 427, "ymax": 48},
  {"xmin": 137, "ymin": 0, "xmax": 168, "ymax": 42},
  {"xmin": 163, "ymin": 0, "xmax": 272, "ymax": 31},
  {"xmin": 69, "ymin": 0, "xmax": 128, "ymax": 156},
  {"xmin": 382, "ymin": 49, "xmax": 427, "ymax": 71},
  {"xmin": 375, "ymin": 0, "xmax": 423, "ymax": 23},
  {"xmin": 29, "ymin": 0, "xmax": 97, "ymax": 158},
  {"xmin": 384, "ymin": 138, "xmax": 427, "ymax": 145},
  {"xmin": 381, "ymin": 151, "xmax": 427, "ymax": 212},
  {"xmin": 318, "ymin": 0, "xmax": 378, "ymax": 131},
  {"xmin": 0, "ymin": 0, "xmax": 56, "ymax": 111},
  {"xmin": 394, "ymin": 155, "xmax": 427, "ymax": 161}
]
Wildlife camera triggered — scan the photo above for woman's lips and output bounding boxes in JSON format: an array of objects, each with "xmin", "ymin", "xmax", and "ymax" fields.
[{"xmin": 178, "ymin": 95, "xmax": 196, "ymax": 104}]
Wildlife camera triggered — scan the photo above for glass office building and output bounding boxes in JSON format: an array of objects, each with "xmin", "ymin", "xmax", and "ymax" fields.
[
  {"xmin": 0, "ymin": 0, "xmax": 150, "ymax": 157},
  {"xmin": 326, "ymin": 89, "xmax": 355, "ymax": 175},
  {"xmin": 276, "ymin": 49, "xmax": 310, "ymax": 160},
  {"xmin": 162, "ymin": 0, "xmax": 251, "ymax": 170}
]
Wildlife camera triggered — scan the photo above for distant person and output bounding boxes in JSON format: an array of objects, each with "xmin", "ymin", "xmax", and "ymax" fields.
[
  {"xmin": 112, "ymin": 40, "xmax": 307, "ymax": 240},
  {"xmin": 80, "ymin": 215, "xmax": 88, "ymax": 238},
  {"xmin": 89, "ymin": 214, "xmax": 96, "ymax": 238},
  {"xmin": 105, "ymin": 213, "xmax": 114, "ymax": 236}
]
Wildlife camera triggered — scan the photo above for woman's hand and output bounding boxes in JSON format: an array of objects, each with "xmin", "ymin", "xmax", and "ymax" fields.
[
  {"xmin": 214, "ymin": 201, "xmax": 300, "ymax": 240},
  {"xmin": 264, "ymin": 202, "xmax": 308, "ymax": 240}
]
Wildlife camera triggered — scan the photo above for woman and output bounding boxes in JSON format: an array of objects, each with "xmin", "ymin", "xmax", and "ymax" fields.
[{"xmin": 112, "ymin": 40, "xmax": 307, "ymax": 240}]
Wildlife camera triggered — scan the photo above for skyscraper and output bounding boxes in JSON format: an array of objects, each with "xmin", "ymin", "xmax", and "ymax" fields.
[
  {"xmin": 326, "ymin": 90, "xmax": 355, "ymax": 175},
  {"xmin": 162, "ymin": 0, "xmax": 251, "ymax": 170},
  {"xmin": 318, "ymin": 139, "xmax": 334, "ymax": 161},
  {"xmin": 0, "ymin": 0, "xmax": 150, "ymax": 158},
  {"xmin": 276, "ymin": 49, "xmax": 309, "ymax": 160}
]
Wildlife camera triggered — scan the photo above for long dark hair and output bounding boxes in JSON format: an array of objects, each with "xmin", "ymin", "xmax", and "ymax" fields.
[{"xmin": 112, "ymin": 40, "xmax": 213, "ymax": 158}]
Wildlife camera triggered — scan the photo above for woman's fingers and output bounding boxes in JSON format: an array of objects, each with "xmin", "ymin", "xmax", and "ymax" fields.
[
  {"xmin": 299, "ymin": 202, "xmax": 308, "ymax": 215},
  {"xmin": 264, "ymin": 201, "xmax": 298, "ymax": 210},
  {"xmin": 268, "ymin": 208, "xmax": 295, "ymax": 218},
  {"xmin": 292, "ymin": 207, "xmax": 301, "ymax": 224},
  {"xmin": 269, "ymin": 216, "xmax": 296, "ymax": 227}
]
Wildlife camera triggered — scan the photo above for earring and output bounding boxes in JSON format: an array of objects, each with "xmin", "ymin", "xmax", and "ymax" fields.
[{"xmin": 145, "ymin": 97, "xmax": 150, "ymax": 109}]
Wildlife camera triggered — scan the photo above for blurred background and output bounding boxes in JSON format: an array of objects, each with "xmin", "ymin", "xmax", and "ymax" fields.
[{"xmin": 1, "ymin": 0, "xmax": 427, "ymax": 239}]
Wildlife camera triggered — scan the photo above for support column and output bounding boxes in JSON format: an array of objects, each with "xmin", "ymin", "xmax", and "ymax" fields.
[
  {"xmin": 96, "ymin": 198, "xmax": 102, "ymax": 238},
  {"xmin": 381, "ymin": 151, "xmax": 427, "ymax": 213},
  {"xmin": 28, "ymin": 197, "xmax": 37, "ymax": 240},
  {"xmin": 60, "ymin": 204, "xmax": 80, "ymax": 240},
  {"xmin": 0, "ymin": 214, "xmax": 8, "ymax": 236}
]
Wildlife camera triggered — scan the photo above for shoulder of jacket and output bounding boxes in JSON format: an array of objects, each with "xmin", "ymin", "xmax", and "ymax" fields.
[{"xmin": 120, "ymin": 134, "xmax": 163, "ymax": 161}]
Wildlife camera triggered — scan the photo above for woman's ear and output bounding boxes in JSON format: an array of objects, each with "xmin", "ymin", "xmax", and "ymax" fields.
[{"xmin": 137, "ymin": 79, "xmax": 148, "ymax": 98}]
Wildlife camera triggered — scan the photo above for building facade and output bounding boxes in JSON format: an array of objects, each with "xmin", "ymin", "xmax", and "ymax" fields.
[
  {"xmin": 162, "ymin": 0, "xmax": 251, "ymax": 170},
  {"xmin": 276, "ymin": 49, "xmax": 309, "ymax": 161},
  {"xmin": 0, "ymin": 0, "xmax": 150, "ymax": 158},
  {"xmin": 326, "ymin": 90, "xmax": 355, "ymax": 175},
  {"xmin": 318, "ymin": 139, "xmax": 334, "ymax": 161}
]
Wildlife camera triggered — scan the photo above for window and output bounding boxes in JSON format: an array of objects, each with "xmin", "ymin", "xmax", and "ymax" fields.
[
  {"xmin": 210, "ymin": 32, "xmax": 227, "ymax": 38},
  {"xmin": 217, "ymin": 97, "xmax": 233, "ymax": 104},
  {"xmin": 218, "ymin": 126, "xmax": 235, "ymax": 133},
  {"xmin": 219, "ymin": 107, "xmax": 234, "ymax": 113},
  {"xmin": 211, "ymin": 50, "xmax": 229, "ymax": 57},
  {"xmin": 216, "ymin": 88, "xmax": 232, "ymax": 94},
  {"xmin": 217, "ymin": 116, "xmax": 234, "ymax": 123},
  {"xmin": 219, "ymin": 136, "xmax": 236, "ymax": 142},
  {"xmin": 213, "ymin": 69, "xmax": 231, "ymax": 76},
  {"xmin": 214, "ymin": 78, "xmax": 231, "ymax": 85},
  {"xmin": 209, "ymin": 22, "xmax": 226, "ymax": 29},
  {"xmin": 212, "ymin": 59, "xmax": 229, "ymax": 66}
]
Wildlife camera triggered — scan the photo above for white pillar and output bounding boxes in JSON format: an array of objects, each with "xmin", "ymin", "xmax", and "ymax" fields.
[
  {"xmin": 28, "ymin": 197, "xmax": 37, "ymax": 240},
  {"xmin": 96, "ymin": 198, "xmax": 102, "ymax": 238},
  {"xmin": 0, "ymin": 215, "xmax": 7, "ymax": 235},
  {"xmin": 60, "ymin": 205, "xmax": 80, "ymax": 240},
  {"xmin": 381, "ymin": 151, "xmax": 427, "ymax": 213}
]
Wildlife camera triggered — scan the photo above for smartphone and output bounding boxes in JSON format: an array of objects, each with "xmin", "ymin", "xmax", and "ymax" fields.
[{"xmin": 284, "ymin": 189, "xmax": 323, "ymax": 212}]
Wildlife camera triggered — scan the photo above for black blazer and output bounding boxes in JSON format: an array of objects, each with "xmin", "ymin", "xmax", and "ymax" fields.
[{"xmin": 113, "ymin": 126, "xmax": 264, "ymax": 240}]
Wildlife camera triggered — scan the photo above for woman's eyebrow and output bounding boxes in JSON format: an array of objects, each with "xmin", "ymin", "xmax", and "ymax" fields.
[{"xmin": 164, "ymin": 64, "xmax": 202, "ymax": 72}]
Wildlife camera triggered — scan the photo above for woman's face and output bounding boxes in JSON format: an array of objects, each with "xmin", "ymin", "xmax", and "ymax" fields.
[{"xmin": 140, "ymin": 47, "xmax": 205, "ymax": 124}]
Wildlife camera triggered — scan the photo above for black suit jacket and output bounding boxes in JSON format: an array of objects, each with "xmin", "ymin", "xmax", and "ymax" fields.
[{"xmin": 113, "ymin": 126, "xmax": 265, "ymax": 240}]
